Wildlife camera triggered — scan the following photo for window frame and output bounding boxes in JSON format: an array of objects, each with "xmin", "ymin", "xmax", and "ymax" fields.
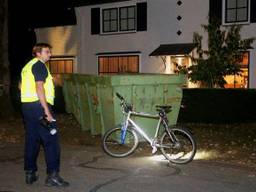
[
  {"xmin": 47, "ymin": 56, "xmax": 75, "ymax": 74},
  {"xmin": 119, "ymin": 6, "xmax": 136, "ymax": 32},
  {"xmin": 101, "ymin": 5, "xmax": 136, "ymax": 34},
  {"xmin": 97, "ymin": 54, "xmax": 140, "ymax": 75},
  {"xmin": 223, "ymin": 0, "xmax": 250, "ymax": 25},
  {"xmin": 224, "ymin": 51, "xmax": 250, "ymax": 88},
  {"xmin": 238, "ymin": 51, "xmax": 250, "ymax": 88},
  {"xmin": 102, "ymin": 8, "xmax": 118, "ymax": 33}
]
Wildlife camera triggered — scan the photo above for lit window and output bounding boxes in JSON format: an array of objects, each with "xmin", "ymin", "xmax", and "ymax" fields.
[
  {"xmin": 98, "ymin": 55, "xmax": 139, "ymax": 74},
  {"xmin": 47, "ymin": 57, "xmax": 74, "ymax": 74},
  {"xmin": 46, "ymin": 57, "xmax": 74, "ymax": 86},
  {"xmin": 224, "ymin": 52, "xmax": 249, "ymax": 88}
]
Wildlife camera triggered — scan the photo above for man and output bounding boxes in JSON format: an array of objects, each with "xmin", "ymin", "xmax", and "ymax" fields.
[{"xmin": 21, "ymin": 43, "xmax": 69, "ymax": 187}]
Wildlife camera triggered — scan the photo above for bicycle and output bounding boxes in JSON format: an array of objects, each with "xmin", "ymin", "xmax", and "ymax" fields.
[{"xmin": 102, "ymin": 92, "xmax": 197, "ymax": 164}]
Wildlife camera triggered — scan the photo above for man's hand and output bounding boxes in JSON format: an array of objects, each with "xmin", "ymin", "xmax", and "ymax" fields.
[
  {"xmin": 45, "ymin": 109, "xmax": 54, "ymax": 122},
  {"xmin": 35, "ymin": 81, "xmax": 54, "ymax": 122}
]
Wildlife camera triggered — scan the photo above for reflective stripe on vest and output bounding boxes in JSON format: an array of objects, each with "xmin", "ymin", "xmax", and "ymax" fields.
[{"xmin": 21, "ymin": 58, "xmax": 55, "ymax": 105}]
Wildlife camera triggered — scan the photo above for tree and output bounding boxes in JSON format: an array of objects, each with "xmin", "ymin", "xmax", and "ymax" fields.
[
  {"xmin": 188, "ymin": 18, "xmax": 255, "ymax": 88},
  {"xmin": 0, "ymin": 0, "xmax": 13, "ymax": 117}
]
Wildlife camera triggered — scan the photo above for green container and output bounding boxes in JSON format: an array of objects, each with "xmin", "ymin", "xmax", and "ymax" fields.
[{"xmin": 62, "ymin": 74, "xmax": 186, "ymax": 138}]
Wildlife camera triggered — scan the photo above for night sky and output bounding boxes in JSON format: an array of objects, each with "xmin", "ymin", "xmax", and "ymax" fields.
[
  {"xmin": 8, "ymin": 0, "xmax": 76, "ymax": 83},
  {"xmin": 7, "ymin": 0, "xmax": 129, "ymax": 83}
]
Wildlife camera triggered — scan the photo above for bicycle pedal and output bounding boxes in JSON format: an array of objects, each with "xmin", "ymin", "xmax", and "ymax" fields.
[{"xmin": 152, "ymin": 146, "xmax": 158, "ymax": 154}]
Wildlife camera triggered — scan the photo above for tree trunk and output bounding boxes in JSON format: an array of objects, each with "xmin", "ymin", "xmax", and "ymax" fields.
[{"xmin": 0, "ymin": 0, "xmax": 14, "ymax": 118}]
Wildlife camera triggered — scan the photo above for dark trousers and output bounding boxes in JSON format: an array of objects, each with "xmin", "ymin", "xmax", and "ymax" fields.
[{"xmin": 22, "ymin": 102, "xmax": 60, "ymax": 174}]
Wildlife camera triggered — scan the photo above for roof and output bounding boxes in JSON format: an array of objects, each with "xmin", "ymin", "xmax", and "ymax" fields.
[
  {"xmin": 72, "ymin": 0, "xmax": 131, "ymax": 7},
  {"xmin": 149, "ymin": 43, "xmax": 196, "ymax": 56}
]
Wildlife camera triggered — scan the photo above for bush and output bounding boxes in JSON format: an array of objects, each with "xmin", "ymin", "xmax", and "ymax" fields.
[{"xmin": 178, "ymin": 88, "xmax": 256, "ymax": 123}]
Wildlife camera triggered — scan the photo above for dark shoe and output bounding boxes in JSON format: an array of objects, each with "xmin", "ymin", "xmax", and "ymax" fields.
[
  {"xmin": 45, "ymin": 172, "xmax": 69, "ymax": 187},
  {"xmin": 25, "ymin": 171, "xmax": 38, "ymax": 185}
]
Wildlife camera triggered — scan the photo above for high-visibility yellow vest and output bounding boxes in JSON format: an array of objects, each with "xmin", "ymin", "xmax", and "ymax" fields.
[{"xmin": 21, "ymin": 58, "xmax": 55, "ymax": 105}]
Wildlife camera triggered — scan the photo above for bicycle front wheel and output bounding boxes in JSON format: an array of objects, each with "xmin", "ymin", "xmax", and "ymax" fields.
[
  {"xmin": 102, "ymin": 126, "xmax": 139, "ymax": 158},
  {"xmin": 160, "ymin": 127, "xmax": 196, "ymax": 164}
]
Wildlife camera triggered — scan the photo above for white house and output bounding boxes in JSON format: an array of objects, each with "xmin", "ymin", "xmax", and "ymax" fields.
[{"xmin": 35, "ymin": 0, "xmax": 256, "ymax": 88}]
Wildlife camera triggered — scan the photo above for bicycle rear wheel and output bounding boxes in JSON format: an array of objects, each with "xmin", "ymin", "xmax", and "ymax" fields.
[
  {"xmin": 102, "ymin": 126, "xmax": 139, "ymax": 158},
  {"xmin": 160, "ymin": 127, "xmax": 196, "ymax": 164}
]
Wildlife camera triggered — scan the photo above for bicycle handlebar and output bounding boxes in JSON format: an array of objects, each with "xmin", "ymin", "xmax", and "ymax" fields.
[
  {"xmin": 116, "ymin": 92, "xmax": 133, "ymax": 113},
  {"xmin": 116, "ymin": 92, "xmax": 124, "ymax": 100}
]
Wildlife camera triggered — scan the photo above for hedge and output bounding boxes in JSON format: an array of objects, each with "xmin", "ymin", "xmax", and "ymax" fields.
[
  {"xmin": 178, "ymin": 88, "xmax": 256, "ymax": 123},
  {"xmin": 10, "ymin": 85, "xmax": 256, "ymax": 123}
]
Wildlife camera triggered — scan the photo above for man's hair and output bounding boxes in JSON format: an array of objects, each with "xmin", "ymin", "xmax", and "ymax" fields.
[{"xmin": 32, "ymin": 43, "xmax": 52, "ymax": 57}]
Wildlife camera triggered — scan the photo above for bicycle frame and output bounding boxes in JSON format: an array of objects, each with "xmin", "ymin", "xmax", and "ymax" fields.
[
  {"xmin": 123, "ymin": 110, "xmax": 163, "ymax": 146},
  {"xmin": 102, "ymin": 93, "xmax": 196, "ymax": 163}
]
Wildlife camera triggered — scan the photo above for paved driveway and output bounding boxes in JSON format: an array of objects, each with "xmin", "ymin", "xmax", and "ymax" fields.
[{"xmin": 0, "ymin": 144, "xmax": 255, "ymax": 192}]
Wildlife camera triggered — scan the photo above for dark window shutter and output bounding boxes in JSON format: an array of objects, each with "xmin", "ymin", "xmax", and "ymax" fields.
[
  {"xmin": 251, "ymin": 0, "xmax": 256, "ymax": 23},
  {"xmin": 209, "ymin": 0, "xmax": 222, "ymax": 23},
  {"xmin": 91, "ymin": 8, "xmax": 100, "ymax": 35},
  {"xmin": 137, "ymin": 2, "xmax": 147, "ymax": 31}
]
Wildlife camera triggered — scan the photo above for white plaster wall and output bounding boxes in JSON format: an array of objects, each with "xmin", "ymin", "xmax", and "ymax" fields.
[
  {"xmin": 35, "ymin": 25, "xmax": 77, "ymax": 56},
  {"xmin": 35, "ymin": 0, "xmax": 256, "ymax": 87},
  {"xmin": 75, "ymin": 0, "xmax": 208, "ymax": 75}
]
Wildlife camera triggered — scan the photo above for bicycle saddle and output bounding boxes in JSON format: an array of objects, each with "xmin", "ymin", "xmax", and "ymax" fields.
[{"xmin": 155, "ymin": 105, "xmax": 172, "ymax": 113}]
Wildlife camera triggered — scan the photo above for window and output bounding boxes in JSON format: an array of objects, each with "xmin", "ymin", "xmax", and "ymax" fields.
[
  {"xmin": 171, "ymin": 56, "xmax": 190, "ymax": 74},
  {"xmin": 224, "ymin": 52, "xmax": 249, "ymax": 88},
  {"xmin": 120, "ymin": 6, "xmax": 136, "ymax": 31},
  {"xmin": 46, "ymin": 57, "xmax": 74, "ymax": 86},
  {"xmin": 225, "ymin": 0, "xmax": 249, "ymax": 23},
  {"xmin": 103, "ymin": 8, "xmax": 118, "ymax": 32},
  {"xmin": 47, "ymin": 58, "xmax": 74, "ymax": 74},
  {"xmin": 102, "ymin": 6, "xmax": 136, "ymax": 33},
  {"xmin": 91, "ymin": 3, "xmax": 147, "ymax": 35},
  {"xmin": 98, "ymin": 55, "xmax": 139, "ymax": 74}
]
